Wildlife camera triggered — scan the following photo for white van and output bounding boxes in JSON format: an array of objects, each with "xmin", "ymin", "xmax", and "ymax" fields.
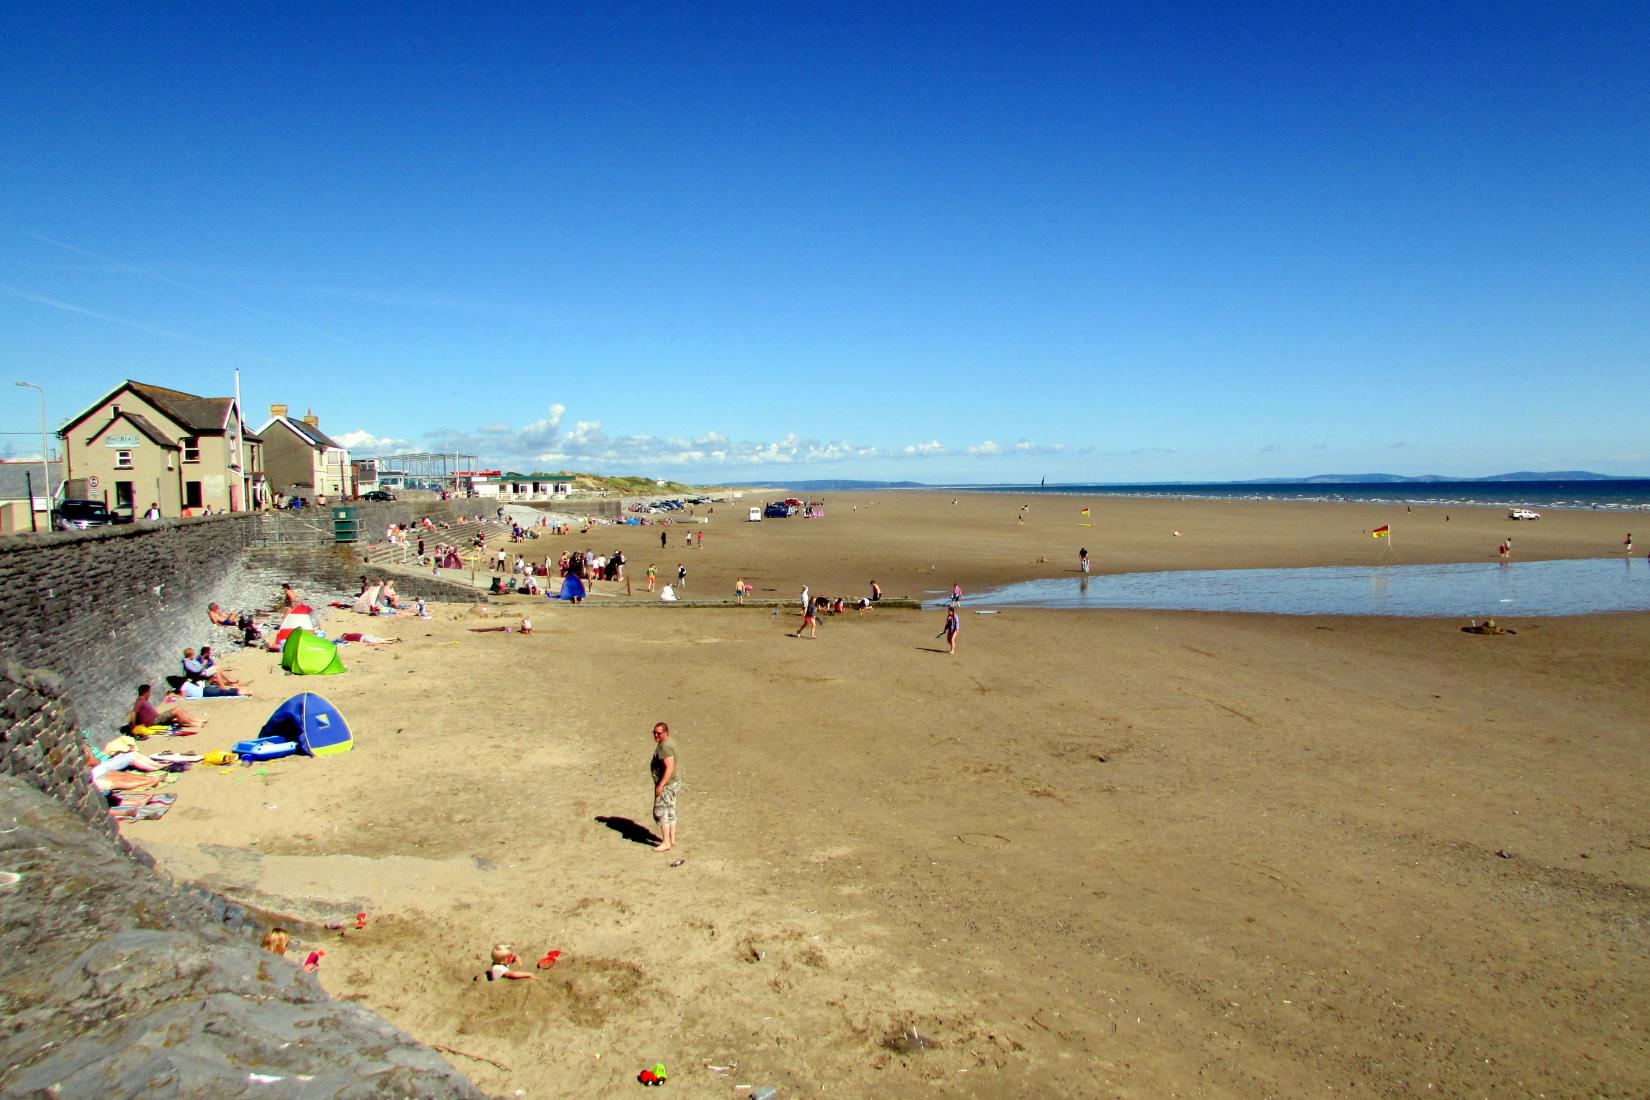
[{"xmin": 748, "ymin": 506, "xmax": 763, "ymax": 522}]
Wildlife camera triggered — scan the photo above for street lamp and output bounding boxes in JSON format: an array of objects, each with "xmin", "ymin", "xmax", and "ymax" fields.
[{"xmin": 14, "ymin": 382, "xmax": 51, "ymax": 528}]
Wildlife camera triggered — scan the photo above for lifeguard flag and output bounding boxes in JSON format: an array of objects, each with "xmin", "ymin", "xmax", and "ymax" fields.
[{"xmin": 1372, "ymin": 525, "xmax": 1390, "ymax": 538}]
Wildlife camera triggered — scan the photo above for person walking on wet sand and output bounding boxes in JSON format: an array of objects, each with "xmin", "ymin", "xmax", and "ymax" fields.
[
  {"xmin": 650, "ymin": 722, "xmax": 679, "ymax": 853},
  {"xmin": 1499, "ymin": 538, "xmax": 1511, "ymax": 560},
  {"xmin": 1626, "ymin": 533, "xmax": 1634, "ymax": 554},
  {"xmin": 941, "ymin": 605, "xmax": 960, "ymax": 654},
  {"xmin": 793, "ymin": 597, "xmax": 819, "ymax": 638},
  {"xmin": 1079, "ymin": 547, "xmax": 1090, "ymax": 573}
]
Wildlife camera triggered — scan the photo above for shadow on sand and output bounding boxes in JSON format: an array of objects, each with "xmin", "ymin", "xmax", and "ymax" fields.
[{"xmin": 595, "ymin": 815, "xmax": 658, "ymax": 846}]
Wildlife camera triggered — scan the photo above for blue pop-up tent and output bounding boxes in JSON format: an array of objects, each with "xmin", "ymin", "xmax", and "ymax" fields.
[{"xmin": 258, "ymin": 693, "xmax": 353, "ymax": 757}]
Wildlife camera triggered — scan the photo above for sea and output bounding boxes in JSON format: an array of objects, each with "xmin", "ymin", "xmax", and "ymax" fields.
[{"xmin": 945, "ymin": 479, "xmax": 1650, "ymax": 512}]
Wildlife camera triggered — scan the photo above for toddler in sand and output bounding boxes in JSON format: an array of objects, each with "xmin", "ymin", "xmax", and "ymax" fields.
[{"xmin": 482, "ymin": 944, "xmax": 535, "ymax": 981}]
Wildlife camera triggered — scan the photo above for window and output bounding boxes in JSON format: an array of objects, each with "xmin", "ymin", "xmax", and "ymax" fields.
[
  {"xmin": 114, "ymin": 450, "xmax": 133, "ymax": 469},
  {"xmin": 182, "ymin": 437, "xmax": 200, "ymax": 462},
  {"xmin": 184, "ymin": 481, "xmax": 203, "ymax": 509}
]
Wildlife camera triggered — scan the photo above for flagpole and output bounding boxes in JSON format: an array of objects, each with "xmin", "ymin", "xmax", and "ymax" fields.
[{"xmin": 233, "ymin": 368, "xmax": 245, "ymax": 511}]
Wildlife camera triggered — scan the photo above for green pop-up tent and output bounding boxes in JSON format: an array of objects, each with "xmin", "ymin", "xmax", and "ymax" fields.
[{"xmin": 280, "ymin": 628, "xmax": 346, "ymax": 676}]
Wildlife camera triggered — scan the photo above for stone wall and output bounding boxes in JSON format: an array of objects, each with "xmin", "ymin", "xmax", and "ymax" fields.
[
  {"xmin": 0, "ymin": 662, "xmax": 118, "ymax": 838},
  {"xmin": 0, "ymin": 517, "xmax": 260, "ymax": 735},
  {"xmin": 0, "ymin": 515, "xmax": 484, "ymax": 735}
]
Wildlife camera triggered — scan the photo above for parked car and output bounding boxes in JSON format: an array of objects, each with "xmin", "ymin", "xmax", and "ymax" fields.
[
  {"xmin": 764, "ymin": 502, "xmax": 795, "ymax": 518},
  {"xmin": 1508, "ymin": 508, "xmax": 1541, "ymax": 520},
  {"xmin": 748, "ymin": 506, "xmax": 763, "ymax": 522},
  {"xmin": 363, "ymin": 490, "xmax": 396, "ymax": 502},
  {"xmin": 52, "ymin": 498, "xmax": 113, "ymax": 530}
]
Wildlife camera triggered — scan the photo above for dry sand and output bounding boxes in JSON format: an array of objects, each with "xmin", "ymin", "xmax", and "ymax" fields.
[{"xmin": 137, "ymin": 493, "xmax": 1650, "ymax": 1097}]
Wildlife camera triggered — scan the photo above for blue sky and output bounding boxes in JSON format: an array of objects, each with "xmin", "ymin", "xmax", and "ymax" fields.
[{"xmin": 3, "ymin": 2, "xmax": 1647, "ymax": 482}]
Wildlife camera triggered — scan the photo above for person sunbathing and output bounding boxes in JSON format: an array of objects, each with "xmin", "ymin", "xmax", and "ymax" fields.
[
  {"xmin": 177, "ymin": 679, "xmax": 253, "ymax": 699},
  {"xmin": 206, "ymin": 602, "xmax": 239, "ymax": 627},
  {"xmin": 469, "ymin": 618, "xmax": 533, "ymax": 635},
  {"xmin": 130, "ymin": 683, "xmax": 205, "ymax": 731},
  {"xmin": 85, "ymin": 746, "xmax": 167, "ymax": 793}
]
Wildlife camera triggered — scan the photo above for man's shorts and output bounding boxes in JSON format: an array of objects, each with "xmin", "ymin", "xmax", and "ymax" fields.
[{"xmin": 653, "ymin": 780, "xmax": 681, "ymax": 824}]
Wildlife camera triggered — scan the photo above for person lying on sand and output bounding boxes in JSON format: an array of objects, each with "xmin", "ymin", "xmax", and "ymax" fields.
[
  {"xmin": 339, "ymin": 632, "xmax": 400, "ymax": 645},
  {"xmin": 469, "ymin": 618, "xmax": 533, "ymax": 634},
  {"xmin": 1462, "ymin": 618, "xmax": 1517, "ymax": 635},
  {"xmin": 85, "ymin": 746, "xmax": 168, "ymax": 793},
  {"xmin": 176, "ymin": 680, "xmax": 253, "ymax": 699}
]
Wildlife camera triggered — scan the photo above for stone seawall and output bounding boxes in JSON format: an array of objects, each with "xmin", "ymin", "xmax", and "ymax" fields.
[{"xmin": 0, "ymin": 515, "xmax": 482, "ymax": 735}]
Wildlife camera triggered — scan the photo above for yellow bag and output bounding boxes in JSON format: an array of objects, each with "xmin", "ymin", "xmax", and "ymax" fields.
[
  {"xmin": 130, "ymin": 725, "xmax": 169, "ymax": 740},
  {"xmin": 203, "ymin": 751, "xmax": 237, "ymax": 766}
]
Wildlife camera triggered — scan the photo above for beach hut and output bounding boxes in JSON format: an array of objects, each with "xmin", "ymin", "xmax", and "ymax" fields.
[
  {"xmin": 280, "ymin": 628, "xmax": 346, "ymax": 675},
  {"xmin": 259, "ymin": 692, "xmax": 353, "ymax": 756}
]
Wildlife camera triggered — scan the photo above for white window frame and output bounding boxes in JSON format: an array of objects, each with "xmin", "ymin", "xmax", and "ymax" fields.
[
  {"xmin": 182, "ymin": 437, "xmax": 201, "ymax": 462},
  {"xmin": 114, "ymin": 450, "xmax": 134, "ymax": 470}
]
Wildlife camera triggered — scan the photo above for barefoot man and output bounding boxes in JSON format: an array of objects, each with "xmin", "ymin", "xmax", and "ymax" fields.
[{"xmin": 650, "ymin": 721, "xmax": 680, "ymax": 853}]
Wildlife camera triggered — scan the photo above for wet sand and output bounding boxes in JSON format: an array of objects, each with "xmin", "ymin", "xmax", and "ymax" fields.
[{"xmin": 138, "ymin": 493, "xmax": 1650, "ymax": 1097}]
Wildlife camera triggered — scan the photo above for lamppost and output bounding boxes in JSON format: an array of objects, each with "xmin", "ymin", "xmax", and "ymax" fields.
[{"xmin": 14, "ymin": 381, "xmax": 50, "ymax": 528}]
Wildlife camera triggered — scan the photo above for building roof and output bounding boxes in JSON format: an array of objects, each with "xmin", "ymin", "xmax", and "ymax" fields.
[
  {"xmin": 0, "ymin": 460, "xmax": 64, "ymax": 502},
  {"xmin": 127, "ymin": 382, "xmax": 241, "ymax": 433},
  {"xmin": 258, "ymin": 415, "xmax": 344, "ymax": 452},
  {"xmin": 502, "ymin": 471, "xmax": 577, "ymax": 482}
]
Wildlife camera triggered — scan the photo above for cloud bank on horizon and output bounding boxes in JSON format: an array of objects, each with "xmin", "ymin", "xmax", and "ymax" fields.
[{"xmin": 335, "ymin": 403, "xmax": 1070, "ymax": 474}]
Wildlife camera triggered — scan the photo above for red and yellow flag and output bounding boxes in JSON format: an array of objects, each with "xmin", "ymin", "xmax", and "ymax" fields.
[
  {"xmin": 1372, "ymin": 525, "xmax": 1390, "ymax": 538},
  {"xmin": 1079, "ymin": 508, "xmax": 1090, "ymax": 516}
]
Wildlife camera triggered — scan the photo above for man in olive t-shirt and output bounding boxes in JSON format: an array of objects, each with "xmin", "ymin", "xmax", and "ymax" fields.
[{"xmin": 650, "ymin": 722, "xmax": 680, "ymax": 853}]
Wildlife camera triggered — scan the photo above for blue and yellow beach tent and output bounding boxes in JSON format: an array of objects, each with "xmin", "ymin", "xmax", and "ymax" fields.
[{"xmin": 259, "ymin": 692, "xmax": 353, "ymax": 756}]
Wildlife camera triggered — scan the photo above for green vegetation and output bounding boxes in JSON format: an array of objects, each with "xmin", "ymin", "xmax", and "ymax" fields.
[{"xmin": 563, "ymin": 473, "xmax": 699, "ymax": 495}]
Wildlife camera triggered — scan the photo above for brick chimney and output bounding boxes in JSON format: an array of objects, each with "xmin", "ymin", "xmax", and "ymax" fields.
[
  {"xmin": 302, "ymin": 409, "xmax": 319, "ymax": 427},
  {"xmin": 270, "ymin": 403, "xmax": 289, "ymax": 419}
]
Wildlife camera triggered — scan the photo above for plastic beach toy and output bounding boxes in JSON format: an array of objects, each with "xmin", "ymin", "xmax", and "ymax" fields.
[
  {"xmin": 637, "ymin": 1062, "xmax": 668, "ymax": 1085},
  {"xmin": 537, "ymin": 949, "xmax": 561, "ymax": 969}
]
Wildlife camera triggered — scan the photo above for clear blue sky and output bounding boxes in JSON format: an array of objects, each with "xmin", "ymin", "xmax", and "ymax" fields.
[{"xmin": 4, "ymin": 2, "xmax": 1647, "ymax": 482}]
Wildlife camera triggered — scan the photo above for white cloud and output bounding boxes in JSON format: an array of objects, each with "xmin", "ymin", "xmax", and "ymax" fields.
[
  {"xmin": 335, "ymin": 430, "xmax": 415, "ymax": 453},
  {"xmin": 384, "ymin": 406, "xmax": 1071, "ymax": 472}
]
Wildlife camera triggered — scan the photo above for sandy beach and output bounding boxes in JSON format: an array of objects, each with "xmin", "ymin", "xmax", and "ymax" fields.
[{"xmin": 136, "ymin": 492, "xmax": 1650, "ymax": 1097}]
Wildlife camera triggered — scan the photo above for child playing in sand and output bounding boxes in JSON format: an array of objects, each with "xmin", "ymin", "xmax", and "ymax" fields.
[{"xmin": 483, "ymin": 944, "xmax": 535, "ymax": 981}]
